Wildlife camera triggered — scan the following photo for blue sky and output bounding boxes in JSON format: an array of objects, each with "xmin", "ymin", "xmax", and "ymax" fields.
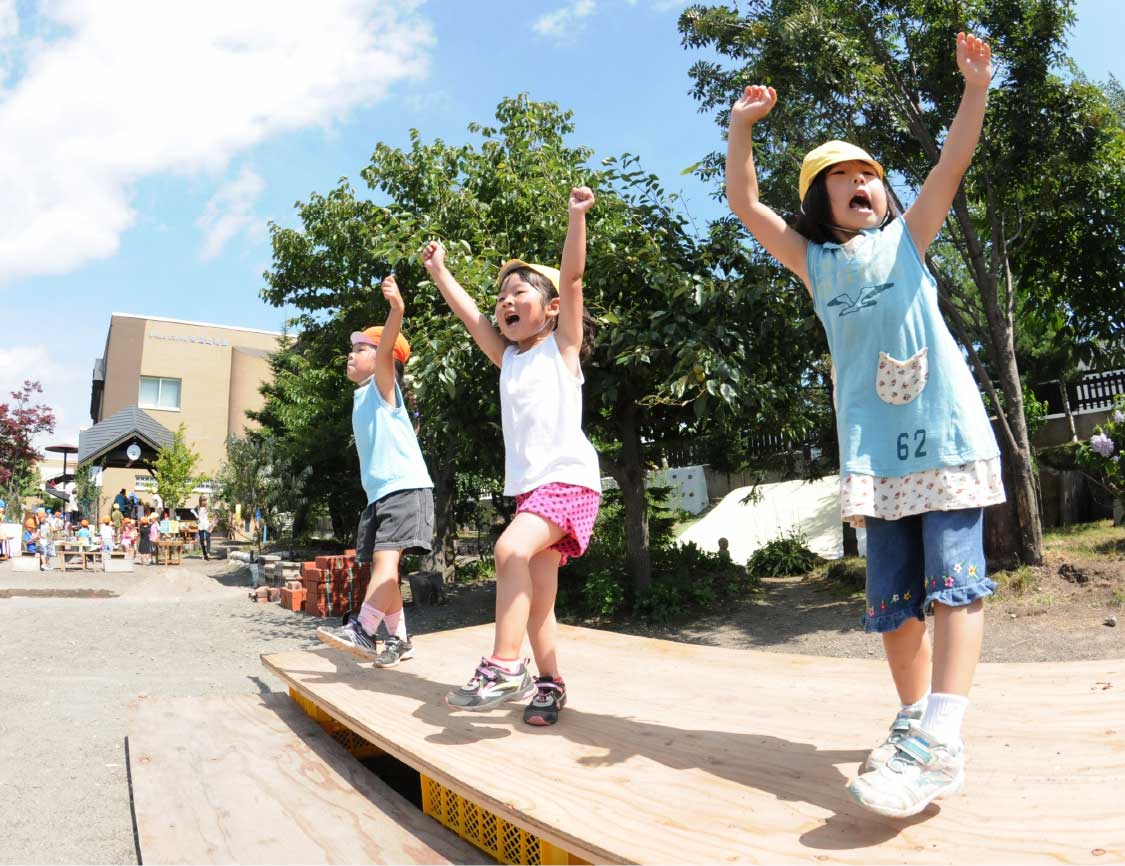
[{"xmin": 1, "ymin": 0, "xmax": 1121, "ymax": 448}]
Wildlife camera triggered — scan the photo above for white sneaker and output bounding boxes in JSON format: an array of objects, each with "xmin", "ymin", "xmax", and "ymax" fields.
[
  {"xmin": 863, "ymin": 706, "xmax": 925, "ymax": 772},
  {"xmin": 848, "ymin": 728, "xmax": 964, "ymax": 818}
]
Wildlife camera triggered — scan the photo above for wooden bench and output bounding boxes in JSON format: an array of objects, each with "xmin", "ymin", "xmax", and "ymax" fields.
[
  {"xmin": 127, "ymin": 693, "xmax": 482, "ymax": 865},
  {"xmin": 155, "ymin": 539, "xmax": 183, "ymax": 565}
]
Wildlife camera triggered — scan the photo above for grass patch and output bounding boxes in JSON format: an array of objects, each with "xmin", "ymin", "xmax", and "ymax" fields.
[
  {"xmin": 1111, "ymin": 587, "xmax": 1125, "ymax": 608},
  {"xmin": 819, "ymin": 557, "xmax": 866, "ymax": 596},
  {"xmin": 993, "ymin": 563, "xmax": 1040, "ymax": 596},
  {"xmin": 1042, "ymin": 520, "xmax": 1124, "ymax": 560}
]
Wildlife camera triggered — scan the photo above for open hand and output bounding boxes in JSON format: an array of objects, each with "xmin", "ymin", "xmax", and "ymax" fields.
[
  {"xmin": 420, "ymin": 240, "xmax": 446, "ymax": 274},
  {"xmin": 957, "ymin": 32, "xmax": 992, "ymax": 89},
  {"xmin": 729, "ymin": 85, "xmax": 777, "ymax": 129},
  {"xmin": 381, "ymin": 275, "xmax": 404, "ymax": 312},
  {"xmin": 569, "ymin": 186, "xmax": 595, "ymax": 216}
]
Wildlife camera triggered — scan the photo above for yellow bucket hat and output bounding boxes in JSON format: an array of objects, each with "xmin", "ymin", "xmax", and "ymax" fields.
[
  {"xmin": 497, "ymin": 259, "xmax": 560, "ymax": 291},
  {"xmin": 799, "ymin": 140, "xmax": 884, "ymax": 202}
]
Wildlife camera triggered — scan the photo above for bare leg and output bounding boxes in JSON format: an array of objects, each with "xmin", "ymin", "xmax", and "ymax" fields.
[
  {"xmin": 881, "ymin": 617, "xmax": 932, "ymax": 705},
  {"xmin": 931, "ymin": 599, "xmax": 984, "ymax": 696},
  {"xmin": 365, "ymin": 549, "xmax": 404, "ymax": 614},
  {"xmin": 527, "ymin": 548, "xmax": 563, "ymax": 677},
  {"xmin": 492, "ymin": 513, "xmax": 565, "ymax": 660}
]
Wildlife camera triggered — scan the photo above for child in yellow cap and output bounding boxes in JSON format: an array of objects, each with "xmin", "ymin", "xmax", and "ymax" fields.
[
  {"xmin": 316, "ymin": 275, "xmax": 434, "ymax": 670},
  {"xmin": 726, "ymin": 34, "xmax": 1002, "ymax": 818}
]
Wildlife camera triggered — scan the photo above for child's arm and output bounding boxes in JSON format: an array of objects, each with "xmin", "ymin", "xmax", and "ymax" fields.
[
  {"xmin": 375, "ymin": 275, "xmax": 405, "ymax": 406},
  {"xmin": 725, "ymin": 85, "xmax": 810, "ymax": 289},
  {"xmin": 905, "ymin": 32, "xmax": 991, "ymax": 256},
  {"xmin": 556, "ymin": 186, "xmax": 593, "ymax": 374},
  {"xmin": 421, "ymin": 240, "xmax": 507, "ymax": 369}
]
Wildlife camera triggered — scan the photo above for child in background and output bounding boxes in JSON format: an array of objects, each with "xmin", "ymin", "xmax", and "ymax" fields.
[
  {"xmin": 316, "ymin": 275, "xmax": 435, "ymax": 669},
  {"xmin": 99, "ymin": 516, "xmax": 115, "ymax": 553},
  {"xmin": 77, "ymin": 519, "xmax": 93, "ymax": 547},
  {"xmin": 137, "ymin": 516, "xmax": 152, "ymax": 565},
  {"xmin": 422, "ymin": 186, "xmax": 602, "ymax": 726},
  {"xmin": 148, "ymin": 517, "xmax": 160, "ymax": 566},
  {"xmin": 725, "ymin": 34, "xmax": 1002, "ymax": 817},
  {"xmin": 121, "ymin": 519, "xmax": 137, "ymax": 558}
]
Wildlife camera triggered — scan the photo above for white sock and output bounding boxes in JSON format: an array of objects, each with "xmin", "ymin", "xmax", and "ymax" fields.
[
  {"xmin": 357, "ymin": 603, "xmax": 384, "ymax": 636},
  {"xmin": 383, "ymin": 608, "xmax": 407, "ymax": 641},
  {"xmin": 921, "ymin": 693, "xmax": 968, "ymax": 747},
  {"xmin": 902, "ymin": 692, "xmax": 930, "ymax": 714}
]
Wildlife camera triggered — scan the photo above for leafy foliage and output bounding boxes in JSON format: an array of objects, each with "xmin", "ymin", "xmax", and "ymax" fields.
[
  {"xmin": 1078, "ymin": 395, "xmax": 1125, "ymax": 503},
  {"xmin": 151, "ymin": 425, "xmax": 204, "ymax": 512},
  {"xmin": 0, "ymin": 380, "xmax": 55, "ymax": 521},
  {"xmin": 746, "ymin": 529, "xmax": 824, "ymax": 577}
]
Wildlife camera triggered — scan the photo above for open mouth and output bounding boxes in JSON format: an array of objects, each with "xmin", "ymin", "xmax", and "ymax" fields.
[
  {"xmin": 504, "ymin": 313, "xmax": 520, "ymax": 327},
  {"xmin": 849, "ymin": 191, "xmax": 873, "ymax": 212}
]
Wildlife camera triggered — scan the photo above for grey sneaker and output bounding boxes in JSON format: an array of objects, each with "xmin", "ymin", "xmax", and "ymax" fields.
[
  {"xmin": 848, "ymin": 728, "xmax": 965, "ymax": 818},
  {"xmin": 375, "ymin": 635, "xmax": 415, "ymax": 668},
  {"xmin": 863, "ymin": 706, "xmax": 925, "ymax": 772},
  {"xmin": 446, "ymin": 658, "xmax": 536, "ymax": 711},
  {"xmin": 316, "ymin": 614, "xmax": 378, "ymax": 660}
]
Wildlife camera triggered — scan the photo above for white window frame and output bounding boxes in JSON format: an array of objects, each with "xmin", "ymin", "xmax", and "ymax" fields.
[{"xmin": 139, "ymin": 376, "xmax": 182, "ymax": 411}]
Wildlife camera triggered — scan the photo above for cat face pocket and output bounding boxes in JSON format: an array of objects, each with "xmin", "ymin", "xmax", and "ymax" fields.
[{"xmin": 875, "ymin": 347, "xmax": 928, "ymax": 405}]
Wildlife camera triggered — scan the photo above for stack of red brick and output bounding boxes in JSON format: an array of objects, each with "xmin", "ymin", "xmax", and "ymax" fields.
[{"xmin": 297, "ymin": 551, "xmax": 369, "ymax": 618}]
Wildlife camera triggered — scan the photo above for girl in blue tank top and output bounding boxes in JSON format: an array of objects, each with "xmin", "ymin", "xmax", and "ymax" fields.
[{"xmin": 725, "ymin": 34, "xmax": 1004, "ymax": 819}]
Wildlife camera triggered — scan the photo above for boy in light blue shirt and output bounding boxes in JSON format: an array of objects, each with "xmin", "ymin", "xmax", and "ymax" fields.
[{"xmin": 317, "ymin": 276, "xmax": 434, "ymax": 669}]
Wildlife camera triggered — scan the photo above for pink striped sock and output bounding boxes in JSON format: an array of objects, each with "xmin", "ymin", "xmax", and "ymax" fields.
[
  {"xmin": 358, "ymin": 603, "xmax": 384, "ymax": 636},
  {"xmin": 383, "ymin": 608, "xmax": 407, "ymax": 640}
]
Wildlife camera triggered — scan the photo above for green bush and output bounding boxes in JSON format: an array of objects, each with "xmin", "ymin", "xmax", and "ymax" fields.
[
  {"xmin": 456, "ymin": 557, "xmax": 495, "ymax": 583},
  {"xmin": 558, "ymin": 488, "xmax": 757, "ymax": 622},
  {"xmin": 747, "ymin": 529, "xmax": 824, "ymax": 577},
  {"xmin": 823, "ymin": 557, "xmax": 866, "ymax": 592}
]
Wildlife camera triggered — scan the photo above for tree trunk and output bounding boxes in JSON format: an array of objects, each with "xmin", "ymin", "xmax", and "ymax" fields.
[
  {"xmin": 425, "ymin": 442, "xmax": 457, "ymax": 581},
  {"xmin": 1057, "ymin": 381, "xmax": 1078, "ymax": 442},
  {"xmin": 613, "ymin": 403, "xmax": 652, "ymax": 593}
]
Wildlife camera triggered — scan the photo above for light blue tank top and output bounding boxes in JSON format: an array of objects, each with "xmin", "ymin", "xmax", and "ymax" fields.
[
  {"xmin": 352, "ymin": 379, "xmax": 433, "ymax": 505},
  {"xmin": 807, "ymin": 216, "xmax": 999, "ymax": 477}
]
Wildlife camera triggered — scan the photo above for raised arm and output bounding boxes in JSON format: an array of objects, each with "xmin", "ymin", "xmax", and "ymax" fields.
[
  {"xmin": 375, "ymin": 275, "xmax": 404, "ymax": 406},
  {"xmin": 421, "ymin": 240, "xmax": 507, "ymax": 368},
  {"xmin": 904, "ymin": 33, "xmax": 991, "ymax": 256},
  {"xmin": 725, "ymin": 85, "xmax": 810, "ymax": 290},
  {"xmin": 556, "ymin": 186, "xmax": 593, "ymax": 373}
]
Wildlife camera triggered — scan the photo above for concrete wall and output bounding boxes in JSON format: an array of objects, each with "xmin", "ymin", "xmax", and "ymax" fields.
[{"xmin": 1033, "ymin": 409, "xmax": 1113, "ymax": 449}]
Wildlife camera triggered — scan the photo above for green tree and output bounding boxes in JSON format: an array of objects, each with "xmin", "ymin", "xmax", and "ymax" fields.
[
  {"xmin": 151, "ymin": 425, "xmax": 204, "ymax": 512},
  {"xmin": 260, "ymin": 96, "xmax": 818, "ymax": 592},
  {"xmin": 681, "ymin": 0, "xmax": 1125, "ymax": 564},
  {"xmin": 215, "ymin": 434, "xmax": 313, "ymax": 552}
]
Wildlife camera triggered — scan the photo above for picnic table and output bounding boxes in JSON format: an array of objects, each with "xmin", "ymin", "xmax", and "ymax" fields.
[{"xmin": 156, "ymin": 538, "xmax": 184, "ymax": 565}]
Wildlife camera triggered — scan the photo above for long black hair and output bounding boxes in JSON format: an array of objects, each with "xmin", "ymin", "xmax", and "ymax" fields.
[
  {"xmin": 792, "ymin": 169, "xmax": 898, "ymax": 245},
  {"xmin": 501, "ymin": 266, "xmax": 598, "ymax": 364}
]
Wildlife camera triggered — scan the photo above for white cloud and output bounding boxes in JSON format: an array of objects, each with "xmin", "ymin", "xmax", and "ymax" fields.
[
  {"xmin": 0, "ymin": 1, "xmax": 432, "ymax": 285},
  {"xmin": 533, "ymin": 0, "xmax": 596, "ymax": 40},
  {"xmin": 0, "ymin": 345, "xmax": 92, "ymax": 452},
  {"xmin": 196, "ymin": 166, "xmax": 265, "ymax": 261}
]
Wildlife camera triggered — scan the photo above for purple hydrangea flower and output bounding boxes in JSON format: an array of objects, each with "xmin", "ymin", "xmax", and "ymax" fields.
[
  {"xmin": 1090, "ymin": 432, "xmax": 1116, "ymax": 458},
  {"xmin": 1115, "ymin": 410, "xmax": 1125, "ymax": 424}
]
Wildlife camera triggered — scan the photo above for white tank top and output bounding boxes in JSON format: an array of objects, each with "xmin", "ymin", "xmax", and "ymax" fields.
[{"xmin": 499, "ymin": 333, "xmax": 602, "ymax": 496}]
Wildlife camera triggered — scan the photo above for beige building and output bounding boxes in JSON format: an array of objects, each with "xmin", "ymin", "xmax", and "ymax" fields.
[{"xmin": 84, "ymin": 313, "xmax": 285, "ymax": 516}]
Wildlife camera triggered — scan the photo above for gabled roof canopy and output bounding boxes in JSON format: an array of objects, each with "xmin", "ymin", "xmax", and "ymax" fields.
[{"xmin": 77, "ymin": 405, "xmax": 174, "ymax": 467}]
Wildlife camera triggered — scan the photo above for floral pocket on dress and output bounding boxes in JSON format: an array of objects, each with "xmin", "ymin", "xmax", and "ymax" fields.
[{"xmin": 875, "ymin": 347, "xmax": 928, "ymax": 405}]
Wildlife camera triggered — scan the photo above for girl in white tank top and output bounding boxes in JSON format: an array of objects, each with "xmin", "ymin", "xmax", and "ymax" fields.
[{"xmin": 423, "ymin": 186, "xmax": 602, "ymax": 726}]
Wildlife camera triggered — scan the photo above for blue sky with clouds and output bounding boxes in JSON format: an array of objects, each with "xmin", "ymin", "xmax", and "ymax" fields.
[{"xmin": 1, "ymin": 0, "xmax": 1121, "ymax": 448}]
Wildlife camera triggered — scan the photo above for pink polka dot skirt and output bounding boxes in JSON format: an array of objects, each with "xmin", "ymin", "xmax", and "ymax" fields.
[{"xmin": 515, "ymin": 482, "xmax": 601, "ymax": 566}]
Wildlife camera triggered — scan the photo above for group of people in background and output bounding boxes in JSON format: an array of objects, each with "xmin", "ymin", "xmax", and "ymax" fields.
[{"xmin": 15, "ymin": 487, "xmax": 212, "ymax": 568}]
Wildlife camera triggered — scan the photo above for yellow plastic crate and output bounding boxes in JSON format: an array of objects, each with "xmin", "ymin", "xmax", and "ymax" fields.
[
  {"xmin": 420, "ymin": 772, "xmax": 587, "ymax": 865},
  {"xmin": 289, "ymin": 688, "xmax": 384, "ymax": 759}
]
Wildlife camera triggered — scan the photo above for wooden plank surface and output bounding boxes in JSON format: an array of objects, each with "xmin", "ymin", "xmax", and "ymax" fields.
[
  {"xmin": 128, "ymin": 693, "xmax": 484, "ymax": 865},
  {"xmin": 263, "ymin": 624, "xmax": 1125, "ymax": 865}
]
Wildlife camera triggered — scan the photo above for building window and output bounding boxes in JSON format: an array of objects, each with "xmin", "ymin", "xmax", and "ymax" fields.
[{"xmin": 139, "ymin": 376, "xmax": 181, "ymax": 410}]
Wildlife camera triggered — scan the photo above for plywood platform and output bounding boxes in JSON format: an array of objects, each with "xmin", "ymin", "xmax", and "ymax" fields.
[
  {"xmin": 263, "ymin": 625, "xmax": 1125, "ymax": 864},
  {"xmin": 128, "ymin": 693, "xmax": 483, "ymax": 864}
]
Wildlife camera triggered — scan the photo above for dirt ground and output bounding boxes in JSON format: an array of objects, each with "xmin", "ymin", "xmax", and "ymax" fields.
[{"xmin": 0, "ymin": 523, "xmax": 1121, "ymax": 864}]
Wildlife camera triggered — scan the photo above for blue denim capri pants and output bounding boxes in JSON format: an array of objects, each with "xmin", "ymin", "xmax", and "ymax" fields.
[{"xmin": 862, "ymin": 507, "xmax": 997, "ymax": 633}]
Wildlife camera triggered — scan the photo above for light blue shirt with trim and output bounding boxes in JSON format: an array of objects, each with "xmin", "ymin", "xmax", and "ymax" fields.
[
  {"xmin": 352, "ymin": 378, "xmax": 433, "ymax": 505},
  {"xmin": 807, "ymin": 216, "xmax": 999, "ymax": 477}
]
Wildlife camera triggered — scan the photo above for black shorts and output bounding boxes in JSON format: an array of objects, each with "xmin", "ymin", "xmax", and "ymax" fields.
[{"xmin": 355, "ymin": 487, "xmax": 434, "ymax": 561}]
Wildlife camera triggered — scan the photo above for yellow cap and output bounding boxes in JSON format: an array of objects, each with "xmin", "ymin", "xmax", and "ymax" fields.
[
  {"xmin": 799, "ymin": 141, "xmax": 884, "ymax": 202},
  {"xmin": 497, "ymin": 259, "xmax": 560, "ymax": 291}
]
